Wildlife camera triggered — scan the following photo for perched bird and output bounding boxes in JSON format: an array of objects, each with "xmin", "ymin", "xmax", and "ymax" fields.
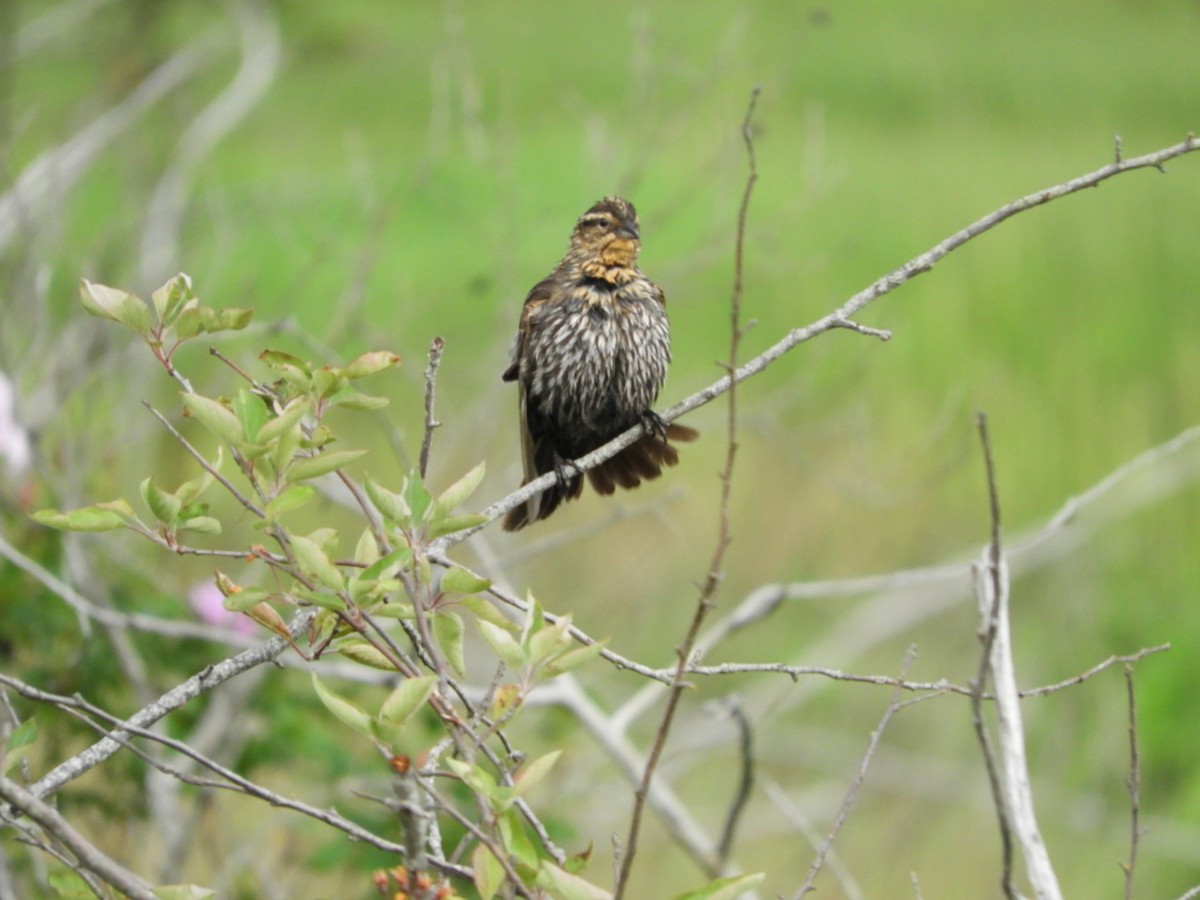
[{"xmin": 501, "ymin": 196, "xmax": 697, "ymax": 531}]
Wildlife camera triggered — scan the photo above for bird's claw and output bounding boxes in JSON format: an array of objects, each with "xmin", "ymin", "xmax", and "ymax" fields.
[
  {"xmin": 553, "ymin": 457, "xmax": 582, "ymax": 489},
  {"xmin": 641, "ymin": 410, "xmax": 669, "ymax": 442}
]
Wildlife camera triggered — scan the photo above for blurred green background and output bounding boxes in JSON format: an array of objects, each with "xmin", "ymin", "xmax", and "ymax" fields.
[{"xmin": 2, "ymin": 0, "xmax": 1198, "ymax": 897}]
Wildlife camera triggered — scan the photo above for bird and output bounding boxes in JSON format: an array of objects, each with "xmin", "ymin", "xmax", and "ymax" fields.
[{"xmin": 501, "ymin": 196, "xmax": 697, "ymax": 531}]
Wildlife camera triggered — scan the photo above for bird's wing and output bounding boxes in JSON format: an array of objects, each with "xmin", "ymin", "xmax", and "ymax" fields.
[{"xmin": 501, "ymin": 277, "xmax": 555, "ymax": 382}]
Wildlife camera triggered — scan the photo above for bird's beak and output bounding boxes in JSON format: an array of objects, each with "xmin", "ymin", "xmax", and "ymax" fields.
[{"xmin": 617, "ymin": 220, "xmax": 640, "ymax": 241}]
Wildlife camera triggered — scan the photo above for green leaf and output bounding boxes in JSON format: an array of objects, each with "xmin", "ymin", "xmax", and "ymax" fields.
[
  {"xmin": 402, "ymin": 469, "xmax": 432, "ymax": 525},
  {"xmin": 296, "ymin": 588, "xmax": 347, "ymax": 612},
  {"xmin": 312, "ymin": 367, "xmax": 345, "ymax": 400},
  {"xmin": 246, "ymin": 602, "xmax": 291, "ymax": 638},
  {"xmin": 433, "ymin": 462, "xmax": 485, "ymax": 517},
  {"xmin": 353, "ymin": 527, "xmax": 380, "ymax": 565},
  {"xmin": 181, "ymin": 394, "xmax": 244, "ymax": 446},
  {"xmin": 670, "ymin": 873, "xmax": 766, "ymax": 900},
  {"xmin": 446, "ymin": 758, "xmax": 499, "ymax": 803},
  {"xmin": 529, "ymin": 625, "xmax": 574, "ymax": 672},
  {"xmin": 340, "ymin": 350, "xmax": 402, "ymax": 380},
  {"xmin": 173, "ymin": 305, "xmax": 254, "ymax": 340},
  {"xmin": 378, "ymin": 674, "xmax": 438, "ymax": 728},
  {"xmin": 325, "ymin": 388, "xmax": 389, "ymax": 411},
  {"xmin": 174, "ymin": 458, "xmax": 218, "ymax": 505},
  {"xmin": 272, "ymin": 419, "xmax": 303, "ymax": 475},
  {"xmin": 215, "ymin": 308, "xmax": 253, "ymax": 331},
  {"xmin": 32, "ymin": 506, "xmax": 129, "ymax": 532},
  {"xmin": 257, "ymin": 396, "xmax": 311, "ymax": 444},
  {"xmin": 512, "ymin": 749, "xmax": 561, "ymax": 798},
  {"xmin": 2, "ymin": 717, "xmax": 38, "ymax": 775},
  {"xmin": 6, "ymin": 717, "xmax": 38, "ymax": 751},
  {"xmin": 175, "ymin": 515, "xmax": 222, "ymax": 536},
  {"xmin": 234, "ymin": 389, "xmax": 269, "ymax": 442},
  {"xmin": 265, "ymin": 484, "xmax": 316, "ymax": 520},
  {"xmin": 537, "ymin": 862, "xmax": 613, "ymax": 900},
  {"xmin": 154, "ymin": 884, "xmax": 218, "ymax": 899},
  {"xmin": 140, "ymin": 477, "xmax": 182, "ymax": 525},
  {"xmin": 291, "ymin": 534, "xmax": 345, "ymax": 591},
  {"xmin": 311, "ymin": 674, "xmax": 374, "ymax": 740},
  {"xmin": 348, "ymin": 575, "xmax": 398, "ymax": 606},
  {"xmin": 259, "ymin": 349, "xmax": 312, "ymax": 387},
  {"xmin": 478, "ymin": 619, "xmax": 528, "ymax": 672},
  {"xmin": 432, "ymin": 611, "xmax": 466, "ymax": 677},
  {"xmin": 47, "ymin": 868, "xmax": 94, "ymax": 899},
  {"xmin": 220, "ymin": 586, "xmax": 269, "ymax": 613},
  {"xmin": 364, "ymin": 475, "xmax": 409, "ymax": 522},
  {"xmin": 427, "ymin": 513, "xmax": 488, "ymax": 539},
  {"xmin": 330, "ymin": 635, "xmax": 394, "ymax": 668},
  {"xmin": 150, "ymin": 273, "xmax": 196, "ymax": 324},
  {"xmin": 440, "ymin": 567, "xmax": 491, "ymax": 596},
  {"xmin": 459, "ymin": 595, "xmax": 516, "ymax": 629},
  {"xmin": 472, "ymin": 842, "xmax": 504, "ymax": 900},
  {"xmin": 541, "ymin": 640, "xmax": 608, "ymax": 678},
  {"xmin": 368, "ymin": 598, "xmax": 414, "ymax": 620},
  {"xmin": 287, "ymin": 448, "xmax": 368, "ymax": 482},
  {"xmin": 359, "ymin": 545, "xmax": 414, "ymax": 581},
  {"xmin": 521, "ymin": 594, "xmax": 547, "ymax": 644},
  {"xmin": 500, "ymin": 808, "xmax": 540, "ymax": 870},
  {"xmin": 79, "ymin": 279, "xmax": 152, "ymax": 336}
]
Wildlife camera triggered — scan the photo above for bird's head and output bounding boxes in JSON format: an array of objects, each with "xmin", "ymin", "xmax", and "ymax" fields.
[{"xmin": 569, "ymin": 196, "xmax": 641, "ymax": 267}]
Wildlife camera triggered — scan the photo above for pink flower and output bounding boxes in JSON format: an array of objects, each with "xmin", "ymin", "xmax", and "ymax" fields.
[{"xmin": 188, "ymin": 580, "xmax": 257, "ymax": 636}]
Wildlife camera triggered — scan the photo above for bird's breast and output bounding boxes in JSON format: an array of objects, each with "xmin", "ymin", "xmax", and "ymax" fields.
[{"xmin": 526, "ymin": 282, "xmax": 671, "ymax": 436}]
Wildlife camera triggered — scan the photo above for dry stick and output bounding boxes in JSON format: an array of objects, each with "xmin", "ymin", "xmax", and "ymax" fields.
[
  {"xmin": 612, "ymin": 83, "xmax": 761, "ymax": 900},
  {"xmin": 0, "ymin": 776, "xmax": 157, "ymax": 900},
  {"xmin": 419, "ymin": 336, "xmax": 445, "ymax": 479},
  {"xmin": 25, "ymin": 610, "xmax": 315, "ymax": 800},
  {"xmin": 973, "ymin": 413, "xmax": 1063, "ymax": 900},
  {"xmin": 0, "ymin": 671, "xmax": 477, "ymax": 878},
  {"xmin": 793, "ymin": 646, "xmax": 921, "ymax": 898},
  {"xmin": 431, "ymin": 133, "xmax": 1200, "ymax": 552},
  {"xmin": 969, "ymin": 413, "xmax": 1016, "ymax": 898},
  {"xmin": 1122, "ymin": 664, "xmax": 1142, "ymax": 900},
  {"xmin": 715, "ymin": 698, "xmax": 754, "ymax": 866}
]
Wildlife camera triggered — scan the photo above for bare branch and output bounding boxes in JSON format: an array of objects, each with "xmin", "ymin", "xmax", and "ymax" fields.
[
  {"xmin": 1122, "ymin": 664, "xmax": 1142, "ymax": 900},
  {"xmin": 794, "ymin": 646, "xmax": 920, "ymax": 898},
  {"xmin": 0, "ymin": 776, "xmax": 156, "ymax": 900},
  {"xmin": 614, "ymin": 83, "xmax": 760, "ymax": 899},
  {"xmin": 715, "ymin": 697, "xmax": 754, "ymax": 866},
  {"xmin": 435, "ymin": 134, "xmax": 1200, "ymax": 547},
  {"xmin": 23, "ymin": 610, "xmax": 315, "ymax": 800},
  {"xmin": 419, "ymin": 336, "xmax": 446, "ymax": 479},
  {"xmin": 972, "ymin": 413, "xmax": 1062, "ymax": 900},
  {"xmin": 139, "ymin": 0, "xmax": 282, "ymax": 285}
]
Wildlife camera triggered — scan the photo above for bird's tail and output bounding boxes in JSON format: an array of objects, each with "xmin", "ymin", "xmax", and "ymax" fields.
[
  {"xmin": 586, "ymin": 423, "xmax": 698, "ymax": 495},
  {"xmin": 502, "ymin": 423, "xmax": 698, "ymax": 531},
  {"xmin": 501, "ymin": 467, "xmax": 583, "ymax": 531}
]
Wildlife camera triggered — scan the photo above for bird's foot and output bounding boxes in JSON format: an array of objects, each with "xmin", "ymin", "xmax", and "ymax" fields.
[
  {"xmin": 641, "ymin": 410, "xmax": 669, "ymax": 442},
  {"xmin": 553, "ymin": 457, "xmax": 583, "ymax": 489}
]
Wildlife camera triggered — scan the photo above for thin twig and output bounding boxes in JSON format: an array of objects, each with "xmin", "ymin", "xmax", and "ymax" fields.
[
  {"xmin": 972, "ymin": 413, "xmax": 1063, "ymax": 900},
  {"xmin": 143, "ymin": 401, "xmax": 264, "ymax": 518},
  {"xmin": 794, "ymin": 646, "xmax": 919, "ymax": 898},
  {"xmin": 970, "ymin": 413, "xmax": 1017, "ymax": 898},
  {"xmin": 22, "ymin": 610, "xmax": 316, "ymax": 800},
  {"xmin": 432, "ymin": 133, "xmax": 1200, "ymax": 549},
  {"xmin": 1122, "ymin": 663, "xmax": 1142, "ymax": 900},
  {"xmin": 419, "ymin": 336, "xmax": 445, "ymax": 479},
  {"xmin": 715, "ymin": 698, "xmax": 754, "ymax": 866},
  {"xmin": 613, "ymin": 82, "xmax": 760, "ymax": 899},
  {"xmin": 0, "ymin": 776, "xmax": 156, "ymax": 900}
]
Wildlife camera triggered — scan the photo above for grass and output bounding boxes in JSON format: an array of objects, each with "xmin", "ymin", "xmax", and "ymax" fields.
[{"xmin": 3, "ymin": 0, "xmax": 1200, "ymax": 896}]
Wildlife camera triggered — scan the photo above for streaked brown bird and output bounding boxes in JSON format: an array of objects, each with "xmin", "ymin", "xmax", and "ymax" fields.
[{"xmin": 501, "ymin": 196, "xmax": 697, "ymax": 531}]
